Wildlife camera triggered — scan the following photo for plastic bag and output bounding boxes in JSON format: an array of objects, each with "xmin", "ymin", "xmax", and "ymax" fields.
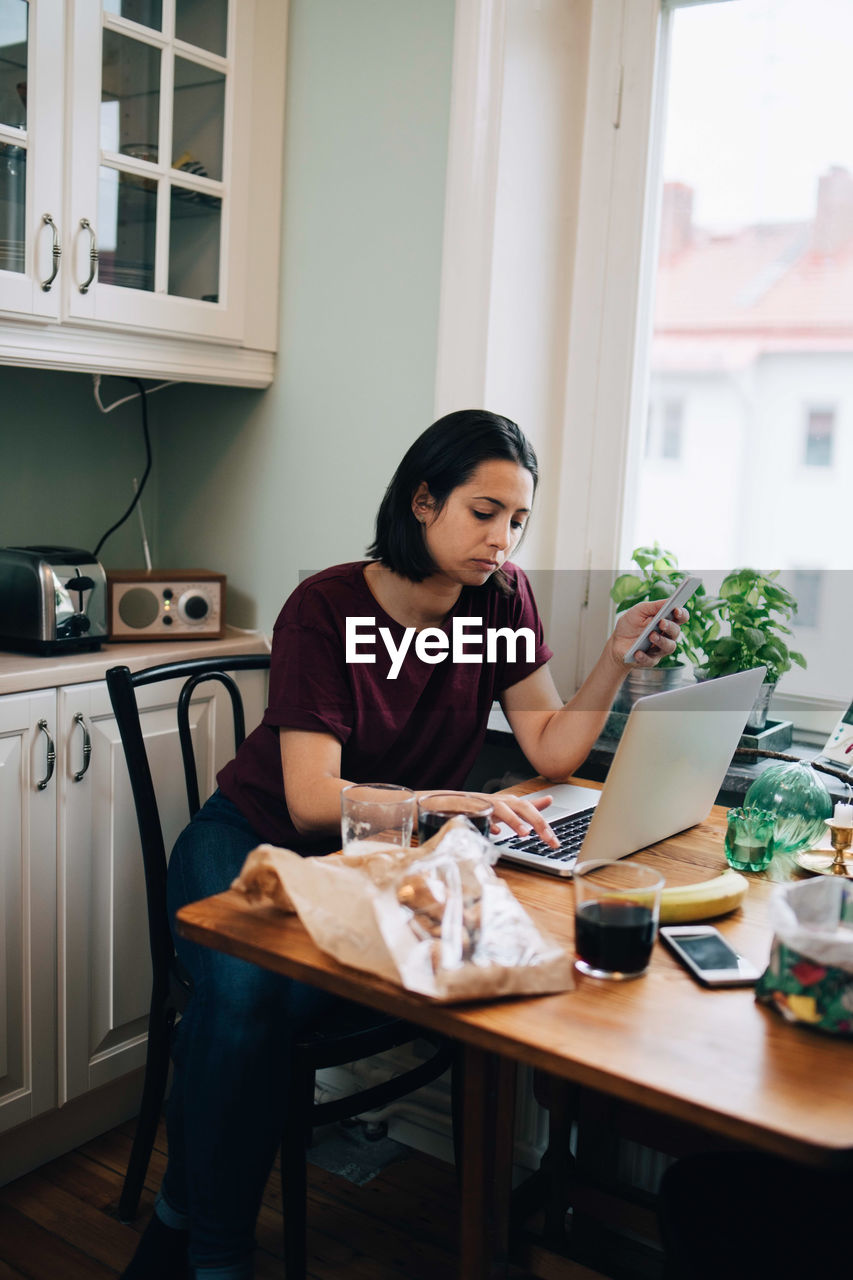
[
  {"xmin": 755, "ymin": 876, "xmax": 853, "ymax": 1035},
  {"xmin": 232, "ymin": 817, "xmax": 574, "ymax": 1001}
]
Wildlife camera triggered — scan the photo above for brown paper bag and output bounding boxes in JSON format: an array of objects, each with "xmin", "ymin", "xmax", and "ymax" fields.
[{"xmin": 232, "ymin": 819, "xmax": 575, "ymax": 1001}]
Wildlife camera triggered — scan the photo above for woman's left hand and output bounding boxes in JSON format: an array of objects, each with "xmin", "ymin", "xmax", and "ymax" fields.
[{"xmin": 610, "ymin": 602, "xmax": 688, "ymax": 668}]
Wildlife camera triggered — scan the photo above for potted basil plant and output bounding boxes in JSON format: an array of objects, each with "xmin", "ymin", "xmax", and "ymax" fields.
[
  {"xmin": 609, "ymin": 544, "xmax": 716, "ymax": 709},
  {"xmin": 696, "ymin": 568, "xmax": 806, "ymax": 732}
]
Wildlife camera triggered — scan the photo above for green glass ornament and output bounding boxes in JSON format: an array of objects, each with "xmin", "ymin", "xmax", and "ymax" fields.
[{"xmin": 744, "ymin": 761, "xmax": 832, "ymax": 854}]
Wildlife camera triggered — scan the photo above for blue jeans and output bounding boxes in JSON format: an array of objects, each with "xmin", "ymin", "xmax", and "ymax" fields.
[{"xmin": 162, "ymin": 790, "xmax": 340, "ymax": 1272}]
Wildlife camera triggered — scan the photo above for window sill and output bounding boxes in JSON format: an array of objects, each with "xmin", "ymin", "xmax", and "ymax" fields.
[
  {"xmin": 484, "ymin": 706, "xmax": 849, "ymax": 808},
  {"xmin": 587, "ymin": 733, "xmax": 850, "ymax": 809}
]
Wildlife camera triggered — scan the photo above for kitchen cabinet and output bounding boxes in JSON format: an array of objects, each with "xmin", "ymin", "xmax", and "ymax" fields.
[
  {"xmin": 0, "ymin": 0, "xmax": 287, "ymax": 386},
  {"xmin": 0, "ymin": 636, "xmax": 267, "ymax": 1138},
  {"xmin": 58, "ymin": 667, "xmax": 267, "ymax": 1103},
  {"xmin": 0, "ymin": 689, "xmax": 57, "ymax": 1133}
]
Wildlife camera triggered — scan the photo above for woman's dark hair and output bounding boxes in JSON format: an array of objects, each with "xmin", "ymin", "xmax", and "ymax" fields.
[{"xmin": 367, "ymin": 409, "xmax": 539, "ymax": 589}]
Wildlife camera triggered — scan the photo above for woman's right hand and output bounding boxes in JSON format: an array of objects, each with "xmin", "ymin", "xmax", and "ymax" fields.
[{"xmin": 469, "ymin": 790, "xmax": 560, "ymax": 850}]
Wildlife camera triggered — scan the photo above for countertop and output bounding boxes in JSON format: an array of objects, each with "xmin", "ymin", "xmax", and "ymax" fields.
[{"xmin": 0, "ymin": 627, "xmax": 270, "ymax": 696}]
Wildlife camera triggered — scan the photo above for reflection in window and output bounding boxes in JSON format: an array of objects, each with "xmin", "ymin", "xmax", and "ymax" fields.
[
  {"xmin": 804, "ymin": 408, "xmax": 834, "ymax": 467},
  {"xmin": 101, "ymin": 31, "xmax": 160, "ymax": 162},
  {"xmin": 176, "ymin": 0, "xmax": 228, "ymax": 58},
  {"xmin": 0, "ymin": 141, "xmax": 25, "ymax": 272},
  {"xmin": 102, "ymin": 0, "xmax": 163, "ymax": 30},
  {"xmin": 169, "ymin": 186, "xmax": 221, "ymax": 300},
  {"xmin": 172, "ymin": 57, "xmax": 225, "ymax": 182},
  {"xmin": 0, "ymin": 0, "xmax": 28, "ymax": 129},
  {"xmin": 97, "ymin": 167, "xmax": 155, "ymax": 291}
]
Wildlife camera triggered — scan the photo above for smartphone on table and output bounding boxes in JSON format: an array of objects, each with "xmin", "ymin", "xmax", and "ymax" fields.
[
  {"xmin": 622, "ymin": 575, "xmax": 702, "ymax": 664},
  {"xmin": 659, "ymin": 925, "xmax": 762, "ymax": 988}
]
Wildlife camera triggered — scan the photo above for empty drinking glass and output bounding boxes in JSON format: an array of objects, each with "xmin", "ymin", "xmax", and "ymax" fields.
[{"xmin": 340, "ymin": 783, "xmax": 415, "ymax": 854}]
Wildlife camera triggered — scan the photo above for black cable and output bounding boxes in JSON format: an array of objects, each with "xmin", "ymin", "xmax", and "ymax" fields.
[{"xmin": 92, "ymin": 379, "xmax": 152, "ymax": 561}]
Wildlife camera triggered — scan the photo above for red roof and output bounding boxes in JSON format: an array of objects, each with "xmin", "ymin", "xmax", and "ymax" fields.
[{"xmin": 653, "ymin": 177, "xmax": 853, "ymax": 370}]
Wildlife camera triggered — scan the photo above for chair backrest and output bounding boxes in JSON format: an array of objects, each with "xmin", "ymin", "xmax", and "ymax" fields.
[{"xmin": 105, "ymin": 654, "xmax": 271, "ymax": 998}]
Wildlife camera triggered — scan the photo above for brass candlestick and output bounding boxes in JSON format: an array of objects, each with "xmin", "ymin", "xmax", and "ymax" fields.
[{"xmin": 825, "ymin": 820, "xmax": 853, "ymax": 876}]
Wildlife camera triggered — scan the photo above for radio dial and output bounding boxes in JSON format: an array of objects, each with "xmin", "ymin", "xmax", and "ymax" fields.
[{"xmin": 178, "ymin": 590, "xmax": 210, "ymax": 623}]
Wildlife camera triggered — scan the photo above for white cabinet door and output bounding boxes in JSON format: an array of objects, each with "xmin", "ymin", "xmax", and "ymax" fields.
[
  {"xmin": 65, "ymin": 1, "xmax": 252, "ymax": 342},
  {"xmin": 0, "ymin": 688, "xmax": 57, "ymax": 1134},
  {"xmin": 0, "ymin": 0, "xmax": 64, "ymax": 319},
  {"xmin": 58, "ymin": 667, "xmax": 266, "ymax": 1102}
]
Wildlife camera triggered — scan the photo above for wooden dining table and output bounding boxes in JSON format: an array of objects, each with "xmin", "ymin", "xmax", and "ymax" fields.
[{"xmin": 176, "ymin": 778, "xmax": 853, "ymax": 1279}]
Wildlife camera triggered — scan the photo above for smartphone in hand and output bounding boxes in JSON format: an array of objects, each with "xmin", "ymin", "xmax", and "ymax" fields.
[{"xmin": 622, "ymin": 575, "xmax": 702, "ymax": 665}]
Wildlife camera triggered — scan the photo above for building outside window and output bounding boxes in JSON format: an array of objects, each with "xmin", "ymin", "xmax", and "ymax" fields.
[{"xmin": 624, "ymin": 0, "xmax": 853, "ymax": 714}]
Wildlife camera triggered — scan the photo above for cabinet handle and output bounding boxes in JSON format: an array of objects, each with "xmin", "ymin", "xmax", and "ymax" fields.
[
  {"xmin": 78, "ymin": 218, "xmax": 99, "ymax": 294},
  {"xmin": 40, "ymin": 213, "xmax": 61, "ymax": 292},
  {"xmin": 72, "ymin": 712, "xmax": 92, "ymax": 782},
  {"xmin": 36, "ymin": 719, "xmax": 56, "ymax": 791}
]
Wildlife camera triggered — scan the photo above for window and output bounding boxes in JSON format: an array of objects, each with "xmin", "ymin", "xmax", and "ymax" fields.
[
  {"xmin": 788, "ymin": 569, "xmax": 822, "ymax": 629},
  {"xmin": 804, "ymin": 408, "xmax": 835, "ymax": 467},
  {"xmin": 660, "ymin": 399, "xmax": 683, "ymax": 460},
  {"xmin": 623, "ymin": 0, "xmax": 853, "ymax": 718},
  {"xmin": 645, "ymin": 398, "xmax": 684, "ymax": 460}
]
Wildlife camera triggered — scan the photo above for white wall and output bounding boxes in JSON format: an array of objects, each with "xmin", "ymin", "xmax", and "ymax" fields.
[
  {"xmin": 155, "ymin": 0, "xmax": 456, "ymax": 631},
  {"xmin": 485, "ymin": 0, "xmax": 590, "ymax": 577}
]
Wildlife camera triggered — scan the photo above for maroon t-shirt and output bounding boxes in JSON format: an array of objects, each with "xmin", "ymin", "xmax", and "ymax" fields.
[{"xmin": 217, "ymin": 561, "xmax": 552, "ymax": 852}]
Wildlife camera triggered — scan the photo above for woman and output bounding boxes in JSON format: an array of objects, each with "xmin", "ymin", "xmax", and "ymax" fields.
[{"xmin": 123, "ymin": 410, "xmax": 683, "ymax": 1280}]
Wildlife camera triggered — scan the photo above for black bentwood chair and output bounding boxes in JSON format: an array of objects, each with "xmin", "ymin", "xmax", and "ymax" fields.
[{"xmin": 106, "ymin": 654, "xmax": 455, "ymax": 1277}]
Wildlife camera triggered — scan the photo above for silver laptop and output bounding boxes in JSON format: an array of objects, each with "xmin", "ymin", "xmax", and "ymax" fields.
[{"xmin": 494, "ymin": 667, "xmax": 766, "ymax": 876}]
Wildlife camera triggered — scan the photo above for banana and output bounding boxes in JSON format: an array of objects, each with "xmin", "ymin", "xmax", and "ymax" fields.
[{"xmin": 659, "ymin": 868, "xmax": 749, "ymax": 923}]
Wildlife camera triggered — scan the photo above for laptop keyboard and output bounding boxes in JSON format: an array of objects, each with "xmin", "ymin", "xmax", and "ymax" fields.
[{"xmin": 498, "ymin": 806, "xmax": 596, "ymax": 868}]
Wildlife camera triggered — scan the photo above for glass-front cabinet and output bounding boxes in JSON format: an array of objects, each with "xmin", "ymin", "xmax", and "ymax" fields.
[
  {"xmin": 0, "ymin": 0, "xmax": 63, "ymax": 318},
  {"xmin": 0, "ymin": 0, "xmax": 287, "ymax": 383},
  {"xmin": 0, "ymin": 3, "xmax": 28, "ymax": 282}
]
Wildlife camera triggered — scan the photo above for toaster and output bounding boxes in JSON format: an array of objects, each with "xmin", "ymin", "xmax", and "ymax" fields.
[{"xmin": 0, "ymin": 546, "xmax": 109, "ymax": 654}]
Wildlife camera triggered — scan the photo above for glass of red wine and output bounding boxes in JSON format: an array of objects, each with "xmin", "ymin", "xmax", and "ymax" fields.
[
  {"xmin": 573, "ymin": 860, "xmax": 664, "ymax": 980},
  {"xmin": 417, "ymin": 792, "xmax": 494, "ymax": 845}
]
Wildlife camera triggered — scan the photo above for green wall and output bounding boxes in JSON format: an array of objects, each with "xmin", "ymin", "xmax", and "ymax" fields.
[
  {"xmin": 0, "ymin": 0, "xmax": 455, "ymax": 633},
  {"xmin": 0, "ymin": 366, "xmax": 163, "ymax": 570}
]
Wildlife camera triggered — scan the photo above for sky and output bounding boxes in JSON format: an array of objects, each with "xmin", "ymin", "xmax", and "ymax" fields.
[{"xmin": 663, "ymin": 0, "xmax": 853, "ymax": 231}]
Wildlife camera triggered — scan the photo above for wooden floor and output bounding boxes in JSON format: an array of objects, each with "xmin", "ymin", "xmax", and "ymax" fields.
[{"xmin": 0, "ymin": 1117, "xmax": 551, "ymax": 1279}]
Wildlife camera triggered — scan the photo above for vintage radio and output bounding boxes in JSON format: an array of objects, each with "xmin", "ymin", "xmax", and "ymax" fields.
[{"xmin": 107, "ymin": 569, "xmax": 226, "ymax": 641}]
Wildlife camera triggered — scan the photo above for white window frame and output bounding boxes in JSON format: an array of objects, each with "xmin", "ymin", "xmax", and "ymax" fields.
[{"xmin": 554, "ymin": 0, "xmax": 664, "ymax": 685}]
